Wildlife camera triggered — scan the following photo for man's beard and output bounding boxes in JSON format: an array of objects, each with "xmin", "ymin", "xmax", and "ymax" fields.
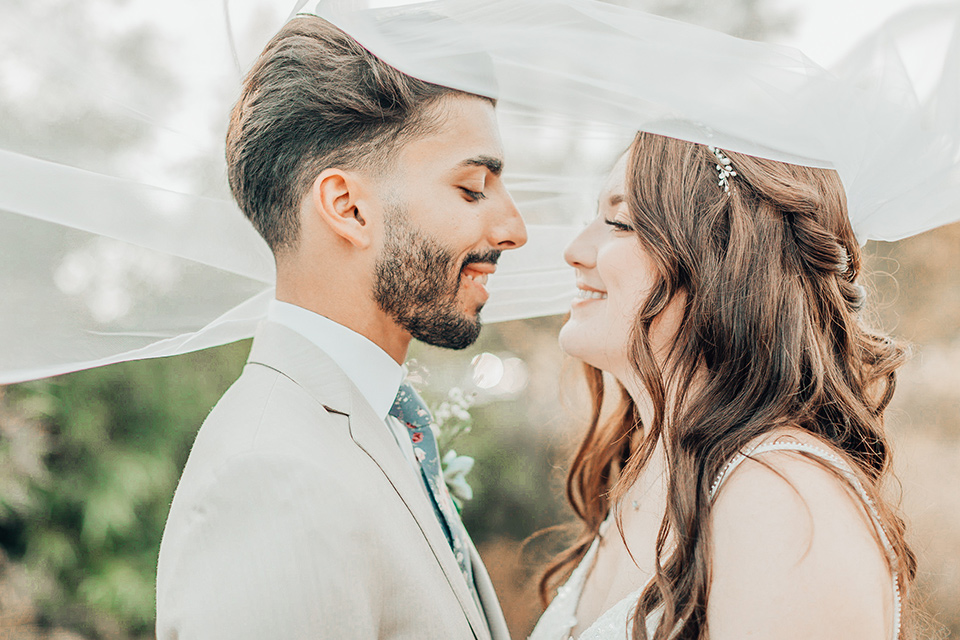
[{"xmin": 373, "ymin": 204, "xmax": 499, "ymax": 350}]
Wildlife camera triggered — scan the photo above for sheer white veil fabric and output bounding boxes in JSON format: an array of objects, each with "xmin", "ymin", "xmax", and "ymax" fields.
[{"xmin": 1, "ymin": 0, "xmax": 959, "ymax": 383}]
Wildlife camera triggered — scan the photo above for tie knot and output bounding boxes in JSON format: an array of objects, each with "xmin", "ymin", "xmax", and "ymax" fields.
[{"xmin": 389, "ymin": 382, "xmax": 433, "ymax": 430}]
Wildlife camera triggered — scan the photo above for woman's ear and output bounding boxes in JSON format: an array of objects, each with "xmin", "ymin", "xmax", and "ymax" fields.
[{"xmin": 309, "ymin": 168, "xmax": 373, "ymax": 250}]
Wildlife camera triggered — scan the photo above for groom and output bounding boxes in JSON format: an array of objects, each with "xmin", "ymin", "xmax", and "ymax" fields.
[{"xmin": 155, "ymin": 14, "xmax": 525, "ymax": 640}]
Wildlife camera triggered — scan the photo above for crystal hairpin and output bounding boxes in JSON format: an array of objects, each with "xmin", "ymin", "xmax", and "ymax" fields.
[{"xmin": 708, "ymin": 146, "xmax": 737, "ymax": 194}]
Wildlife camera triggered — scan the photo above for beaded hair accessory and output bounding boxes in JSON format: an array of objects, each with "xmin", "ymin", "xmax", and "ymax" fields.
[{"xmin": 708, "ymin": 146, "xmax": 737, "ymax": 194}]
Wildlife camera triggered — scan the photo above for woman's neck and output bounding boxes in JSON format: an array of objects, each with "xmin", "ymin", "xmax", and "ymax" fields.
[{"xmin": 620, "ymin": 374, "xmax": 654, "ymax": 430}]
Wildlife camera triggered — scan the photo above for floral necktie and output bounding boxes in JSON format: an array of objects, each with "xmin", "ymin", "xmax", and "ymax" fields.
[{"xmin": 390, "ymin": 382, "xmax": 476, "ymax": 595}]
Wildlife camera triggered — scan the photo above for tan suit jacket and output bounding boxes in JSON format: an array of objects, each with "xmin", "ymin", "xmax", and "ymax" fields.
[{"xmin": 156, "ymin": 321, "xmax": 511, "ymax": 639}]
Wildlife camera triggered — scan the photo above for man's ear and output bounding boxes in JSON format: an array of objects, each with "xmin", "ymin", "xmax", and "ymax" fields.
[{"xmin": 309, "ymin": 168, "xmax": 373, "ymax": 250}]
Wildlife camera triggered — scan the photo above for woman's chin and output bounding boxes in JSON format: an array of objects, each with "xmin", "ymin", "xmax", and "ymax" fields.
[
  {"xmin": 558, "ymin": 326, "xmax": 606, "ymax": 371},
  {"xmin": 557, "ymin": 323, "xmax": 581, "ymax": 358}
]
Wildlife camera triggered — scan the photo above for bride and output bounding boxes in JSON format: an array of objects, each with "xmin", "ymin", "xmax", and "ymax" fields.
[{"xmin": 530, "ymin": 133, "xmax": 913, "ymax": 640}]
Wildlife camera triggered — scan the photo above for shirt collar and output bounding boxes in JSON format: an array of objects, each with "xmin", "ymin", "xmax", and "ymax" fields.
[{"xmin": 267, "ymin": 300, "xmax": 405, "ymax": 420}]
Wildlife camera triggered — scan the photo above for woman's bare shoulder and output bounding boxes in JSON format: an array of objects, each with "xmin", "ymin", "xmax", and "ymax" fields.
[{"xmin": 706, "ymin": 429, "xmax": 895, "ymax": 640}]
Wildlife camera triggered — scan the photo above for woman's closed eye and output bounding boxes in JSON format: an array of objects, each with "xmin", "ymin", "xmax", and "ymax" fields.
[{"xmin": 604, "ymin": 218, "xmax": 634, "ymax": 232}]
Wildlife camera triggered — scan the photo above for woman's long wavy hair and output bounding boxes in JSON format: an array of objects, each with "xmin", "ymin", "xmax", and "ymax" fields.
[{"xmin": 540, "ymin": 132, "xmax": 917, "ymax": 639}]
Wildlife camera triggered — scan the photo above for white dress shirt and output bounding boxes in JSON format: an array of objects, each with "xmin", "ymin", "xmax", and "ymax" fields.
[{"xmin": 267, "ymin": 299, "xmax": 419, "ymax": 469}]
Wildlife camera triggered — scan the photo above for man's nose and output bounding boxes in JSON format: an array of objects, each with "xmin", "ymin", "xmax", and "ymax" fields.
[{"xmin": 488, "ymin": 191, "xmax": 527, "ymax": 249}]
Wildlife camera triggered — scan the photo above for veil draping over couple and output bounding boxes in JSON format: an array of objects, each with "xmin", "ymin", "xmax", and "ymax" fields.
[{"xmin": 3, "ymin": 0, "xmax": 960, "ymax": 638}]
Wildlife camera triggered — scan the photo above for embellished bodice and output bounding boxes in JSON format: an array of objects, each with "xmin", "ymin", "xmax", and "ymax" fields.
[
  {"xmin": 528, "ymin": 529, "xmax": 660, "ymax": 640},
  {"xmin": 528, "ymin": 441, "xmax": 902, "ymax": 640}
]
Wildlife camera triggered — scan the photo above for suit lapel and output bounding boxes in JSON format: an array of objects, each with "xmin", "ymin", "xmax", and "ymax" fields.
[
  {"xmin": 246, "ymin": 322, "xmax": 354, "ymax": 416},
  {"xmin": 467, "ymin": 535, "xmax": 511, "ymax": 640},
  {"xmin": 248, "ymin": 322, "xmax": 491, "ymax": 640},
  {"xmin": 346, "ymin": 387, "xmax": 491, "ymax": 640}
]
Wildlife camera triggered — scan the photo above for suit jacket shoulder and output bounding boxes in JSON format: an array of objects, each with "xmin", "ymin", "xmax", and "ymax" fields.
[{"xmin": 156, "ymin": 322, "xmax": 487, "ymax": 640}]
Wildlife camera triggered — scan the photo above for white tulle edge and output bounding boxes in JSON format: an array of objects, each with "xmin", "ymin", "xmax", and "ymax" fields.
[
  {"xmin": 0, "ymin": 287, "xmax": 273, "ymax": 385},
  {"xmin": 0, "ymin": 149, "xmax": 276, "ymax": 284},
  {"xmin": 0, "ymin": 224, "xmax": 580, "ymax": 384},
  {"xmin": 4, "ymin": 0, "xmax": 960, "ymax": 383},
  {"xmin": 0, "ymin": 286, "xmax": 578, "ymax": 385}
]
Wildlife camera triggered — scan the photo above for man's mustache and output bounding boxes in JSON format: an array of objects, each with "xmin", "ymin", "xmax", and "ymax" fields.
[{"xmin": 461, "ymin": 249, "xmax": 502, "ymax": 269}]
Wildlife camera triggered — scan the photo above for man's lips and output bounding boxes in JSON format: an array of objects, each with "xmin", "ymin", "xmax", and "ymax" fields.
[{"xmin": 461, "ymin": 262, "xmax": 496, "ymax": 286}]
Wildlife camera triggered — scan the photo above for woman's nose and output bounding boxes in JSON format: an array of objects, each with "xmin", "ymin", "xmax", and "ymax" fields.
[{"xmin": 563, "ymin": 222, "xmax": 597, "ymax": 270}]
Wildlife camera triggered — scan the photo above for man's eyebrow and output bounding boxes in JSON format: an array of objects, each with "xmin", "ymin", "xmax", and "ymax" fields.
[{"xmin": 459, "ymin": 155, "xmax": 503, "ymax": 176}]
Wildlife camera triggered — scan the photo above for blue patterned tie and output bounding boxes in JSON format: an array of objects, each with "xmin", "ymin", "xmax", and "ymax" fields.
[{"xmin": 390, "ymin": 383, "xmax": 476, "ymax": 594}]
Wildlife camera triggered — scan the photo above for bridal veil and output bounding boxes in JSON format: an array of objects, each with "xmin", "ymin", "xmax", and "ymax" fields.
[{"xmin": 2, "ymin": 0, "xmax": 959, "ymax": 383}]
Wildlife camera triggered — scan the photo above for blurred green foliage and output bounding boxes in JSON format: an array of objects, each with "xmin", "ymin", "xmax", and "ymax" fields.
[
  {"xmin": 0, "ymin": 342, "xmax": 249, "ymax": 638},
  {"xmin": 0, "ymin": 314, "xmax": 584, "ymax": 639}
]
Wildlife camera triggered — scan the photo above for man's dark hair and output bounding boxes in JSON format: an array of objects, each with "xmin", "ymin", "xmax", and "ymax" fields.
[{"xmin": 226, "ymin": 15, "xmax": 486, "ymax": 253}]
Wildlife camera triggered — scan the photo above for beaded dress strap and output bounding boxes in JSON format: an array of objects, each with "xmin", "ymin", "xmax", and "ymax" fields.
[{"xmin": 709, "ymin": 441, "xmax": 902, "ymax": 640}]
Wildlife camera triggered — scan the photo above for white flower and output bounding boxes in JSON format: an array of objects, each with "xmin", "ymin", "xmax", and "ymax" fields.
[
  {"xmin": 451, "ymin": 404, "xmax": 471, "ymax": 422},
  {"xmin": 442, "ymin": 449, "xmax": 475, "ymax": 502},
  {"xmin": 434, "ymin": 402, "xmax": 452, "ymax": 425}
]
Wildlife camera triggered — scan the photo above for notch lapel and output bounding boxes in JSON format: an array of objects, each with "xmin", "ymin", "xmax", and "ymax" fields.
[
  {"xmin": 346, "ymin": 388, "xmax": 491, "ymax": 640},
  {"xmin": 249, "ymin": 321, "xmax": 492, "ymax": 639}
]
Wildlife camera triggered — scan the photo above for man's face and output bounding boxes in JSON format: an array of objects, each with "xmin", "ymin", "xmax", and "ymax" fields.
[{"xmin": 372, "ymin": 96, "xmax": 527, "ymax": 349}]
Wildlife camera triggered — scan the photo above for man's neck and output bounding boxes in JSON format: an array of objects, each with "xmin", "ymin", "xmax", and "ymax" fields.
[{"xmin": 274, "ymin": 290, "xmax": 411, "ymax": 364}]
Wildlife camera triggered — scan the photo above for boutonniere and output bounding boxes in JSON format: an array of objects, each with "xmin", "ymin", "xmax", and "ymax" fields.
[{"xmin": 431, "ymin": 386, "xmax": 477, "ymax": 513}]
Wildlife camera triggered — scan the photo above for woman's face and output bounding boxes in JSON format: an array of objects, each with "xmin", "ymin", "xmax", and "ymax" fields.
[{"xmin": 559, "ymin": 155, "xmax": 682, "ymax": 382}]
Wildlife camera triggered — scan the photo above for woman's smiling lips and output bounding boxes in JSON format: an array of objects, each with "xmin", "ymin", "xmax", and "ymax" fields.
[{"xmin": 572, "ymin": 283, "xmax": 608, "ymax": 307}]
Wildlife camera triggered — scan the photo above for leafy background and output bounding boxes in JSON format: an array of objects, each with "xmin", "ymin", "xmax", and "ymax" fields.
[{"xmin": 1, "ymin": 0, "xmax": 958, "ymax": 638}]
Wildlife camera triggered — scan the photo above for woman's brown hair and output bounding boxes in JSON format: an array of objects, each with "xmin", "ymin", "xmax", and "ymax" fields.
[{"xmin": 540, "ymin": 132, "xmax": 917, "ymax": 639}]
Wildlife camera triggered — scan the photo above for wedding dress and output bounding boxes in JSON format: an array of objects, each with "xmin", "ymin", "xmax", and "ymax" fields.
[{"xmin": 528, "ymin": 441, "xmax": 902, "ymax": 640}]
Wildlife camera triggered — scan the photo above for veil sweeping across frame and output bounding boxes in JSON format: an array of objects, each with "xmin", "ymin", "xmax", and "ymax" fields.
[{"xmin": 1, "ymin": 0, "xmax": 959, "ymax": 384}]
